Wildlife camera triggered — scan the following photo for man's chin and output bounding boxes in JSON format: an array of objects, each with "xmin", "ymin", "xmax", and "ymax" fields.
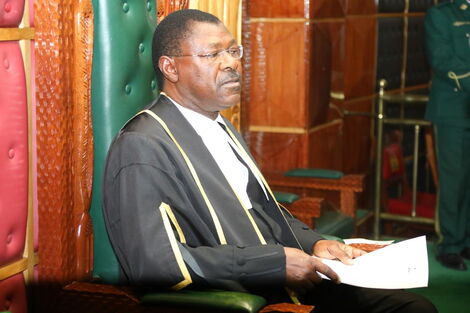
[{"xmin": 219, "ymin": 95, "xmax": 240, "ymax": 111}]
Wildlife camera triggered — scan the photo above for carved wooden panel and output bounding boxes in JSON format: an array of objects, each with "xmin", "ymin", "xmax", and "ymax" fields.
[{"xmin": 35, "ymin": 0, "xmax": 93, "ymax": 285}]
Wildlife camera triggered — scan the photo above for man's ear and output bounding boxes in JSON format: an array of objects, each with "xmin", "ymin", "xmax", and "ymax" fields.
[{"xmin": 159, "ymin": 56, "xmax": 178, "ymax": 83}]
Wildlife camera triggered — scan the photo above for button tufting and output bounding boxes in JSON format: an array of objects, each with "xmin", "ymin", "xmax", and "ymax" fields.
[
  {"xmin": 125, "ymin": 84, "xmax": 132, "ymax": 94},
  {"xmin": 4, "ymin": 2, "xmax": 11, "ymax": 13},
  {"xmin": 8, "ymin": 148, "xmax": 15, "ymax": 159},
  {"xmin": 139, "ymin": 43, "xmax": 145, "ymax": 53},
  {"xmin": 6, "ymin": 233, "xmax": 12, "ymax": 244},
  {"xmin": 3, "ymin": 58, "xmax": 9, "ymax": 69},
  {"xmin": 122, "ymin": 2, "xmax": 129, "ymax": 12},
  {"xmin": 151, "ymin": 79, "xmax": 157, "ymax": 90},
  {"xmin": 147, "ymin": 0, "xmax": 152, "ymax": 11}
]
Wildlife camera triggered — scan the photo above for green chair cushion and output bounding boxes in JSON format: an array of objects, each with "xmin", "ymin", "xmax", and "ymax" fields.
[
  {"xmin": 285, "ymin": 168, "xmax": 344, "ymax": 179},
  {"xmin": 141, "ymin": 290, "xmax": 267, "ymax": 313},
  {"xmin": 315, "ymin": 210, "xmax": 354, "ymax": 239},
  {"xmin": 355, "ymin": 209, "xmax": 370, "ymax": 220},
  {"xmin": 273, "ymin": 191, "xmax": 300, "ymax": 204}
]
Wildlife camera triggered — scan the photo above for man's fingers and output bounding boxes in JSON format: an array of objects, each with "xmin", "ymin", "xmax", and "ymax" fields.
[
  {"xmin": 331, "ymin": 245, "xmax": 354, "ymax": 265},
  {"xmin": 313, "ymin": 259, "xmax": 340, "ymax": 284},
  {"xmin": 351, "ymin": 246, "xmax": 367, "ymax": 258}
]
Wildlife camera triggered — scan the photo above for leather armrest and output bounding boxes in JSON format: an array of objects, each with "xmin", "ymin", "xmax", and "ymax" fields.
[{"xmin": 141, "ymin": 290, "xmax": 267, "ymax": 313}]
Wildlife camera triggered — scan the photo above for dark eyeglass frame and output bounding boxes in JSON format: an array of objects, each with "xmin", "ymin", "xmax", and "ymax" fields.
[{"xmin": 169, "ymin": 45, "xmax": 243, "ymax": 61}]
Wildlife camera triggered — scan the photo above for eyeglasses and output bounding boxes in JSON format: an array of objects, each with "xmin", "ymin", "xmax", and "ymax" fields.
[{"xmin": 169, "ymin": 45, "xmax": 243, "ymax": 63}]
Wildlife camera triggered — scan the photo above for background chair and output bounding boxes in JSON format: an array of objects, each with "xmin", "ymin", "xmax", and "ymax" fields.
[{"xmin": 381, "ymin": 129, "xmax": 437, "ymax": 235}]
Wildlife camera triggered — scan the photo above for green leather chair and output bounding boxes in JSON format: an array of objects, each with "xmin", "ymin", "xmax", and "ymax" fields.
[{"xmin": 87, "ymin": 1, "xmax": 268, "ymax": 312}]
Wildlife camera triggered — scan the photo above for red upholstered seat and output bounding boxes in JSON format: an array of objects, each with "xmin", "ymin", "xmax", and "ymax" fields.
[
  {"xmin": 382, "ymin": 132, "xmax": 436, "ymax": 219},
  {"xmin": 387, "ymin": 192, "xmax": 436, "ymax": 219},
  {"xmin": 0, "ymin": 41, "xmax": 28, "ymax": 267},
  {"xmin": 0, "ymin": 273, "xmax": 27, "ymax": 313}
]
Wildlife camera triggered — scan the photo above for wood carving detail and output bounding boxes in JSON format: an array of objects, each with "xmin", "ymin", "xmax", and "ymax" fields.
[{"xmin": 36, "ymin": 0, "xmax": 94, "ymax": 284}]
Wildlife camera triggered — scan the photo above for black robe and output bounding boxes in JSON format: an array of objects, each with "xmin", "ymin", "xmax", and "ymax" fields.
[{"xmin": 103, "ymin": 95, "xmax": 323, "ymax": 294}]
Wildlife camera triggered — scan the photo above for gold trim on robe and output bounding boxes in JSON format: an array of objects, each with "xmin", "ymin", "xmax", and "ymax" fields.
[{"xmin": 159, "ymin": 202, "xmax": 192, "ymax": 290}]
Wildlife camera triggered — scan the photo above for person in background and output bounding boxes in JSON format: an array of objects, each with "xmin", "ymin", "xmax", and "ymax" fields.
[
  {"xmin": 103, "ymin": 9, "xmax": 437, "ymax": 313},
  {"xmin": 424, "ymin": 0, "xmax": 470, "ymax": 270}
]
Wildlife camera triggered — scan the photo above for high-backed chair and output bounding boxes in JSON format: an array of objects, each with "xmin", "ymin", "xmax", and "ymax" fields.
[
  {"xmin": 57, "ymin": 2, "xmax": 312, "ymax": 313},
  {"xmin": 89, "ymin": 0, "xmax": 159, "ymax": 284}
]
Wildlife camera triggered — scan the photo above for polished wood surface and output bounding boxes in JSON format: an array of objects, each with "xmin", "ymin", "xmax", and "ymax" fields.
[
  {"xmin": 311, "ymin": 0, "xmax": 345, "ymax": 18},
  {"xmin": 245, "ymin": 132, "xmax": 309, "ymax": 172},
  {"xmin": 248, "ymin": 0, "xmax": 307, "ymax": 18},
  {"xmin": 344, "ymin": 16, "xmax": 376, "ymax": 99},
  {"xmin": 341, "ymin": 98, "xmax": 374, "ymax": 174},
  {"xmin": 308, "ymin": 121, "xmax": 343, "ymax": 170},
  {"xmin": 345, "ymin": 0, "xmax": 376, "ymax": 15},
  {"xmin": 248, "ymin": 21, "xmax": 309, "ymax": 128}
]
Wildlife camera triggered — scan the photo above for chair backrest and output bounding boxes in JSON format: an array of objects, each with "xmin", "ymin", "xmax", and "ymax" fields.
[{"xmin": 90, "ymin": 0, "xmax": 158, "ymax": 283}]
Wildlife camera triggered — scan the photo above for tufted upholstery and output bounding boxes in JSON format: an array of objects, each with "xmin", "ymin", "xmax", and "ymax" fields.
[
  {"xmin": 90, "ymin": 0, "xmax": 158, "ymax": 283},
  {"xmin": 0, "ymin": 0, "xmax": 25, "ymax": 27},
  {"xmin": 0, "ymin": 41, "xmax": 28, "ymax": 269},
  {"xmin": 0, "ymin": 274, "xmax": 26, "ymax": 313}
]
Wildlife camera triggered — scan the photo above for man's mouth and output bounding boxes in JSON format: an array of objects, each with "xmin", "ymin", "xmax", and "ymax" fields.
[{"xmin": 221, "ymin": 78, "xmax": 241, "ymax": 87}]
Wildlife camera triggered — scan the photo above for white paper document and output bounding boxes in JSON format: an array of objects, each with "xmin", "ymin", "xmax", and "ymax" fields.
[{"xmin": 317, "ymin": 236, "xmax": 429, "ymax": 289}]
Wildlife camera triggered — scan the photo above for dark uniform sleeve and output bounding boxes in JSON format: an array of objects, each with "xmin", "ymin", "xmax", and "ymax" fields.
[
  {"xmin": 278, "ymin": 206, "xmax": 324, "ymax": 255},
  {"xmin": 103, "ymin": 133, "xmax": 286, "ymax": 291},
  {"xmin": 425, "ymin": 7, "xmax": 470, "ymax": 91}
]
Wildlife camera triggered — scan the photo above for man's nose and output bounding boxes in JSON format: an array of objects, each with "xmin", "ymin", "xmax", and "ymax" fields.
[{"xmin": 219, "ymin": 51, "xmax": 240, "ymax": 70}]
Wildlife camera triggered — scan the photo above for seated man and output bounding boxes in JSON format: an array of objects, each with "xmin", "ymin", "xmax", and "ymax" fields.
[{"xmin": 103, "ymin": 9, "xmax": 436, "ymax": 313}]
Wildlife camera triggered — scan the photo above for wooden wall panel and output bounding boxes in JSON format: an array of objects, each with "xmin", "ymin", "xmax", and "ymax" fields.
[
  {"xmin": 248, "ymin": 21, "xmax": 309, "ymax": 128},
  {"xmin": 308, "ymin": 121, "xmax": 343, "ymax": 170},
  {"xmin": 245, "ymin": 132, "xmax": 309, "ymax": 172},
  {"xmin": 345, "ymin": 0, "xmax": 376, "ymax": 15},
  {"xmin": 343, "ymin": 16, "xmax": 376, "ymax": 99},
  {"xmin": 248, "ymin": 0, "xmax": 307, "ymax": 18},
  {"xmin": 311, "ymin": 0, "xmax": 345, "ymax": 18},
  {"xmin": 243, "ymin": 0, "xmax": 433, "ymax": 201},
  {"xmin": 318, "ymin": 21, "xmax": 345, "ymax": 105},
  {"xmin": 309, "ymin": 22, "xmax": 333, "ymax": 127},
  {"xmin": 341, "ymin": 98, "xmax": 374, "ymax": 173}
]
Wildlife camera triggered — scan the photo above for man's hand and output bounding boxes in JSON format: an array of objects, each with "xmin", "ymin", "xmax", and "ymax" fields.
[
  {"xmin": 312, "ymin": 240, "xmax": 366, "ymax": 265},
  {"xmin": 284, "ymin": 247, "xmax": 339, "ymax": 294}
]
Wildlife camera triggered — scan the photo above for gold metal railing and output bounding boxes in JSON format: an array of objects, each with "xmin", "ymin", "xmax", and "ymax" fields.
[{"xmin": 373, "ymin": 79, "xmax": 437, "ymax": 239}]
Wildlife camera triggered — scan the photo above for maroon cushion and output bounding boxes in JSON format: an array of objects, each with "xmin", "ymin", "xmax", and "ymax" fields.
[
  {"xmin": 0, "ymin": 273, "xmax": 27, "ymax": 313},
  {"xmin": 388, "ymin": 192, "xmax": 436, "ymax": 219},
  {"xmin": 0, "ymin": 41, "xmax": 28, "ymax": 266},
  {"xmin": 0, "ymin": 0, "xmax": 26, "ymax": 27}
]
